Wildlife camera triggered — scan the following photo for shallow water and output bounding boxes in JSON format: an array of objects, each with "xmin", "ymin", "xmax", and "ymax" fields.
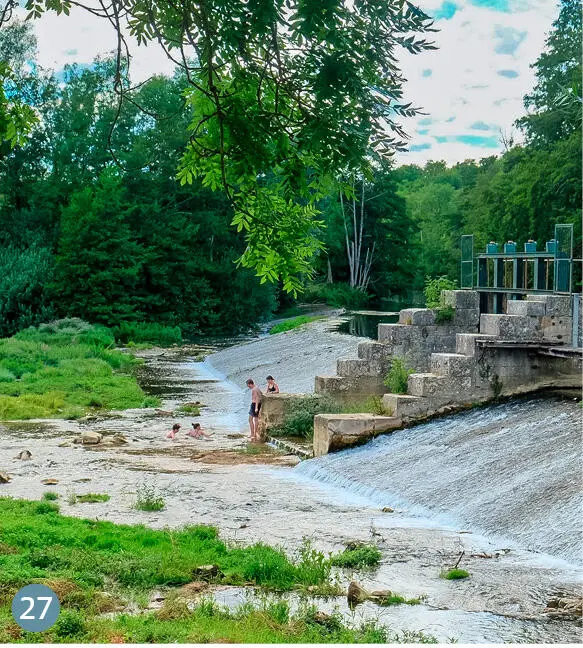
[
  {"xmin": 1, "ymin": 344, "xmax": 581, "ymax": 643},
  {"xmin": 295, "ymin": 395, "xmax": 583, "ymax": 566}
]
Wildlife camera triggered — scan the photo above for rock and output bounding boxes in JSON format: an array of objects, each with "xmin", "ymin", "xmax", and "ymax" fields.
[
  {"xmin": 370, "ymin": 589, "xmax": 392, "ymax": 600},
  {"xmin": 73, "ymin": 432, "xmax": 102, "ymax": 445},
  {"xmin": 347, "ymin": 581, "xmax": 370, "ymax": 606},
  {"xmin": 544, "ymin": 596, "xmax": 583, "ymax": 620},
  {"xmin": 227, "ymin": 434, "xmax": 245, "ymax": 439},
  {"xmin": 112, "ymin": 433, "xmax": 128, "ymax": 444},
  {"xmin": 239, "ymin": 523, "xmax": 248, "ymax": 529},
  {"xmin": 15, "ymin": 450, "xmax": 32, "ymax": 460},
  {"xmin": 155, "ymin": 409, "xmax": 173, "ymax": 417},
  {"xmin": 312, "ymin": 612, "xmax": 332, "ymax": 625},
  {"xmin": 40, "ymin": 478, "xmax": 58, "ymax": 485},
  {"xmin": 58, "ymin": 442, "xmax": 71, "ymax": 448},
  {"xmin": 193, "ymin": 564, "xmax": 221, "ymax": 580},
  {"xmin": 180, "ymin": 581, "xmax": 208, "ymax": 596},
  {"xmin": 73, "ymin": 478, "xmax": 91, "ymax": 483},
  {"xmin": 381, "ymin": 507, "xmax": 394, "ymax": 513},
  {"xmin": 0, "ymin": 471, "xmax": 11, "ymax": 483}
]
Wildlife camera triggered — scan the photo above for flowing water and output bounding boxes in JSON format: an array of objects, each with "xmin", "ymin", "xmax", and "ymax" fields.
[{"xmin": 295, "ymin": 395, "xmax": 583, "ymax": 566}]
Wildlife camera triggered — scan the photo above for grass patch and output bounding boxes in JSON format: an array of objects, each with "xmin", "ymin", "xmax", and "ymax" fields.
[
  {"xmin": 42, "ymin": 492, "xmax": 59, "ymax": 501},
  {"xmin": 330, "ymin": 544, "xmax": 382, "ymax": 569},
  {"xmin": 340, "ymin": 395, "xmax": 393, "ymax": 416},
  {"xmin": 135, "ymin": 483, "xmax": 166, "ymax": 512},
  {"xmin": 0, "ymin": 318, "xmax": 151, "ymax": 420},
  {"xmin": 269, "ymin": 315, "xmax": 323, "ymax": 335},
  {"xmin": 112, "ymin": 322, "xmax": 182, "ymax": 347},
  {"xmin": 302, "ymin": 282, "xmax": 370, "ymax": 309},
  {"xmin": 176, "ymin": 404, "xmax": 201, "ymax": 415},
  {"xmin": 384, "ymin": 357, "xmax": 414, "ymax": 394},
  {"xmin": 0, "ymin": 498, "xmax": 437, "ymax": 643},
  {"xmin": 376, "ymin": 594, "xmax": 423, "ymax": 606},
  {"xmin": 441, "ymin": 568, "xmax": 470, "ymax": 580},
  {"xmin": 74, "ymin": 494, "xmax": 111, "ymax": 504}
]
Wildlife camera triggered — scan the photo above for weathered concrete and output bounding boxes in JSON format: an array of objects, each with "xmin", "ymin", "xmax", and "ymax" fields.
[
  {"xmin": 480, "ymin": 314, "xmax": 542, "ymax": 340},
  {"xmin": 399, "ymin": 308, "xmax": 436, "ymax": 326},
  {"xmin": 313, "ymin": 413, "xmax": 402, "ymax": 457},
  {"xmin": 507, "ymin": 300, "xmax": 546, "ymax": 317},
  {"xmin": 257, "ymin": 393, "xmax": 309, "ymax": 439},
  {"xmin": 443, "ymin": 290, "xmax": 480, "ymax": 310},
  {"xmin": 314, "ymin": 374, "xmax": 385, "ymax": 397}
]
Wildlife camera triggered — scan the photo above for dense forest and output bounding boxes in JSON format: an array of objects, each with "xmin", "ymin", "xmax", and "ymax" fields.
[{"xmin": 0, "ymin": 0, "xmax": 580, "ymax": 337}]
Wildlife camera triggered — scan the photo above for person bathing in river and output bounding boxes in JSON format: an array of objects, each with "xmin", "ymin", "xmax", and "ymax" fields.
[
  {"xmin": 166, "ymin": 423, "xmax": 180, "ymax": 439},
  {"xmin": 187, "ymin": 422, "xmax": 213, "ymax": 440},
  {"xmin": 266, "ymin": 375, "xmax": 279, "ymax": 393},
  {"xmin": 246, "ymin": 378, "xmax": 262, "ymax": 442}
]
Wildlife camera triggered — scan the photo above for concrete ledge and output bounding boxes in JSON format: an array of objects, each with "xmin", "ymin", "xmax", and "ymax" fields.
[
  {"xmin": 456, "ymin": 333, "xmax": 496, "ymax": 356},
  {"xmin": 315, "ymin": 374, "xmax": 385, "ymax": 396},
  {"xmin": 507, "ymin": 300, "xmax": 546, "ymax": 317},
  {"xmin": 399, "ymin": 308, "xmax": 436, "ymax": 326},
  {"xmin": 337, "ymin": 358, "xmax": 382, "ymax": 378},
  {"xmin": 526, "ymin": 294, "xmax": 571, "ymax": 317},
  {"xmin": 313, "ymin": 413, "xmax": 402, "ymax": 456},
  {"xmin": 408, "ymin": 373, "xmax": 449, "ymax": 397},
  {"xmin": 443, "ymin": 290, "xmax": 480, "ymax": 310},
  {"xmin": 480, "ymin": 314, "xmax": 542, "ymax": 340}
]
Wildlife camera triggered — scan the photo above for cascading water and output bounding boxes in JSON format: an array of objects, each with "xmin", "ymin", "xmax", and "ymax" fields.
[{"xmin": 296, "ymin": 395, "xmax": 582, "ymax": 565}]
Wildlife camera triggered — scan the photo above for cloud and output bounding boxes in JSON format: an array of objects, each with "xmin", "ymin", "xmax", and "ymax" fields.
[
  {"xmin": 410, "ymin": 143, "xmax": 433, "ymax": 151},
  {"xmin": 470, "ymin": 121, "xmax": 492, "ymax": 130},
  {"xmin": 433, "ymin": 1, "xmax": 459, "ymax": 19},
  {"xmin": 421, "ymin": 69, "xmax": 433, "ymax": 77},
  {"xmin": 493, "ymin": 25, "xmax": 527, "ymax": 54},
  {"xmin": 497, "ymin": 69, "xmax": 520, "ymax": 78}
]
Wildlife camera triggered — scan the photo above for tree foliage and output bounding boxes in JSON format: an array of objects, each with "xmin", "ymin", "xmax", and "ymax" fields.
[{"xmin": 6, "ymin": 0, "xmax": 437, "ymax": 291}]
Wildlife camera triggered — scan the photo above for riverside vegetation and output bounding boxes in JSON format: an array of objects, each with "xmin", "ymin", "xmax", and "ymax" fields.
[
  {"xmin": 0, "ymin": 318, "xmax": 188, "ymax": 420},
  {"xmin": 0, "ymin": 498, "xmax": 436, "ymax": 644}
]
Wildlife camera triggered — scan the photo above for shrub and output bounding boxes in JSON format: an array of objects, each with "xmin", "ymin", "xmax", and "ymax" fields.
[
  {"xmin": 302, "ymin": 282, "xmax": 369, "ymax": 309},
  {"xmin": 269, "ymin": 315, "xmax": 322, "ymax": 335},
  {"xmin": 112, "ymin": 322, "xmax": 182, "ymax": 346},
  {"xmin": 384, "ymin": 358, "xmax": 413, "ymax": 394},
  {"xmin": 75, "ymin": 493, "xmax": 110, "ymax": 504},
  {"xmin": 135, "ymin": 483, "xmax": 165, "ymax": 511},
  {"xmin": 434, "ymin": 305, "xmax": 455, "ymax": 323},
  {"xmin": 270, "ymin": 396, "xmax": 343, "ymax": 440},
  {"xmin": 424, "ymin": 276, "xmax": 458, "ymax": 309},
  {"xmin": 142, "ymin": 396, "xmax": 161, "ymax": 408},
  {"xmin": 42, "ymin": 492, "xmax": 59, "ymax": 501},
  {"xmin": 441, "ymin": 568, "xmax": 470, "ymax": 580},
  {"xmin": 330, "ymin": 544, "xmax": 382, "ymax": 568},
  {"xmin": 54, "ymin": 610, "xmax": 86, "ymax": 638}
]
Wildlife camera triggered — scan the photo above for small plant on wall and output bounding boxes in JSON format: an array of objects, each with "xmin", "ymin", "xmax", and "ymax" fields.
[{"xmin": 384, "ymin": 358, "xmax": 414, "ymax": 394}]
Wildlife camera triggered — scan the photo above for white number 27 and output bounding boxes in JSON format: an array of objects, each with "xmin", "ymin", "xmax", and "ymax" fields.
[{"xmin": 20, "ymin": 596, "xmax": 53, "ymax": 620}]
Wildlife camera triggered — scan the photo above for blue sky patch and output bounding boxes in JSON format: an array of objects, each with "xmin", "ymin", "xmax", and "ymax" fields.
[
  {"xmin": 497, "ymin": 69, "xmax": 519, "ymax": 78},
  {"xmin": 457, "ymin": 134, "xmax": 499, "ymax": 147},
  {"xmin": 421, "ymin": 69, "xmax": 433, "ymax": 77},
  {"xmin": 446, "ymin": 116, "xmax": 456, "ymax": 123},
  {"xmin": 410, "ymin": 143, "xmax": 433, "ymax": 151},
  {"xmin": 469, "ymin": 0, "xmax": 510, "ymax": 11},
  {"xmin": 418, "ymin": 117, "xmax": 433, "ymax": 126},
  {"xmin": 417, "ymin": 128, "xmax": 429, "ymax": 135},
  {"xmin": 433, "ymin": 1, "xmax": 458, "ymax": 19},
  {"xmin": 470, "ymin": 121, "xmax": 491, "ymax": 130},
  {"xmin": 64, "ymin": 49, "xmax": 78, "ymax": 56},
  {"xmin": 493, "ymin": 26, "xmax": 527, "ymax": 55}
]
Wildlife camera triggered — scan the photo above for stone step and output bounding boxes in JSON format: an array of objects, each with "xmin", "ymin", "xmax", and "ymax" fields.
[
  {"xmin": 480, "ymin": 314, "xmax": 542, "ymax": 340},
  {"xmin": 313, "ymin": 413, "xmax": 402, "ymax": 456},
  {"xmin": 357, "ymin": 340, "xmax": 389, "ymax": 362},
  {"xmin": 382, "ymin": 394, "xmax": 426, "ymax": 419},
  {"xmin": 430, "ymin": 353, "xmax": 473, "ymax": 378},
  {"xmin": 267, "ymin": 436, "xmax": 313, "ymax": 459},
  {"xmin": 456, "ymin": 333, "xmax": 496, "ymax": 356},
  {"xmin": 337, "ymin": 358, "xmax": 382, "ymax": 378},
  {"xmin": 526, "ymin": 294, "xmax": 572, "ymax": 316},
  {"xmin": 314, "ymin": 374, "xmax": 384, "ymax": 395},
  {"xmin": 398, "ymin": 308, "xmax": 436, "ymax": 326},
  {"xmin": 408, "ymin": 373, "xmax": 448, "ymax": 397},
  {"xmin": 507, "ymin": 300, "xmax": 546, "ymax": 317},
  {"xmin": 378, "ymin": 323, "xmax": 417, "ymax": 344}
]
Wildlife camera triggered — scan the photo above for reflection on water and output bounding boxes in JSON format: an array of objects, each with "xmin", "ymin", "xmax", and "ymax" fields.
[{"xmin": 334, "ymin": 312, "xmax": 399, "ymax": 338}]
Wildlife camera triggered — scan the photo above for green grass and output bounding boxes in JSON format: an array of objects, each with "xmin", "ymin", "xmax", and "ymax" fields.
[
  {"xmin": 42, "ymin": 492, "xmax": 59, "ymax": 501},
  {"xmin": 269, "ymin": 315, "xmax": 323, "ymax": 335},
  {"xmin": 270, "ymin": 396, "xmax": 344, "ymax": 440},
  {"xmin": 0, "ymin": 319, "xmax": 159, "ymax": 420},
  {"xmin": 330, "ymin": 544, "xmax": 382, "ymax": 569},
  {"xmin": 112, "ymin": 322, "xmax": 182, "ymax": 347},
  {"xmin": 0, "ymin": 498, "xmax": 436, "ymax": 643},
  {"xmin": 384, "ymin": 357, "xmax": 414, "ymax": 395},
  {"xmin": 441, "ymin": 568, "xmax": 470, "ymax": 580},
  {"xmin": 135, "ymin": 483, "xmax": 166, "ymax": 512},
  {"xmin": 176, "ymin": 404, "xmax": 201, "ymax": 415},
  {"xmin": 74, "ymin": 494, "xmax": 111, "ymax": 504}
]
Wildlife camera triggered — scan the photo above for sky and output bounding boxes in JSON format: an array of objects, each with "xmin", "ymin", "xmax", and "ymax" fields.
[{"xmin": 18, "ymin": 0, "xmax": 559, "ymax": 167}]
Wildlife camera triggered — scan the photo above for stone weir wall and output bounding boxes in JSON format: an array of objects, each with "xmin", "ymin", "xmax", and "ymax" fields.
[{"xmin": 260, "ymin": 290, "xmax": 582, "ymax": 457}]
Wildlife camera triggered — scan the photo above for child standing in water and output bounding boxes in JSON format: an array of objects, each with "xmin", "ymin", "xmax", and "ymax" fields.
[
  {"xmin": 187, "ymin": 422, "xmax": 213, "ymax": 440},
  {"xmin": 166, "ymin": 423, "xmax": 181, "ymax": 439}
]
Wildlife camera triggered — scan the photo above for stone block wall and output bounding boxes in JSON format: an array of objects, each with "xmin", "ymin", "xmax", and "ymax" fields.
[{"xmin": 256, "ymin": 393, "xmax": 309, "ymax": 439}]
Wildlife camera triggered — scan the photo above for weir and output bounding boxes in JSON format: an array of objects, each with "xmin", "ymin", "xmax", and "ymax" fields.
[{"xmin": 294, "ymin": 395, "xmax": 582, "ymax": 565}]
